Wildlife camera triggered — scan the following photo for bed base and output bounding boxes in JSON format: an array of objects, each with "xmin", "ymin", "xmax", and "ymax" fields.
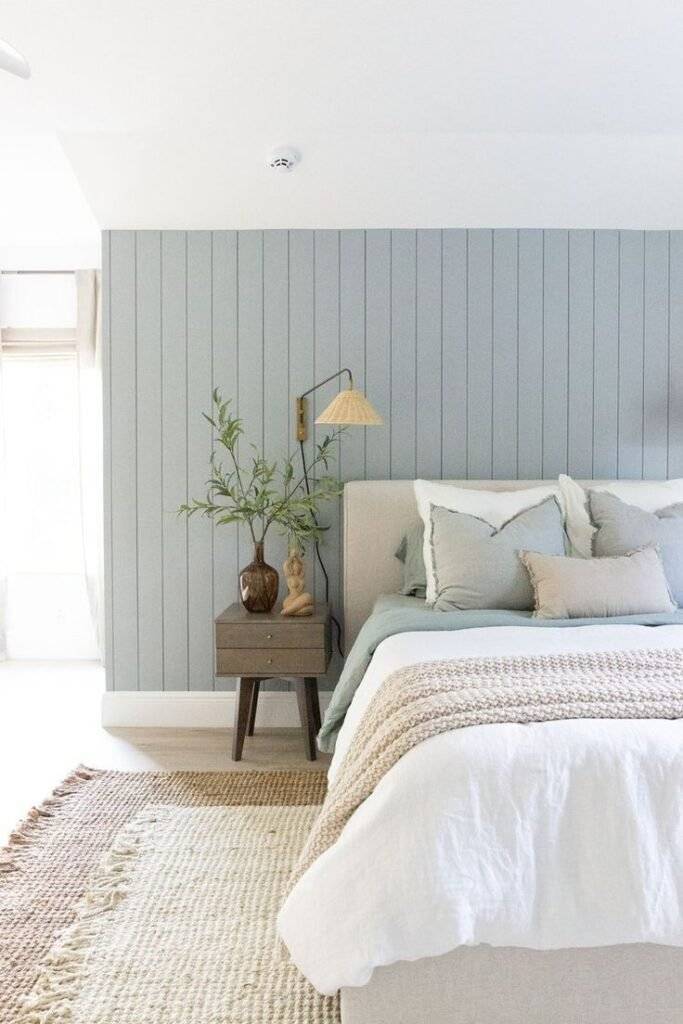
[{"xmin": 340, "ymin": 944, "xmax": 683, "ymax": 1024}]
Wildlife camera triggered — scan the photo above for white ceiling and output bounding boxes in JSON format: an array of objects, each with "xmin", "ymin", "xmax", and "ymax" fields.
[{"xmin": 3, "ymin": 0, "xmax": 683, "ymax": 228}]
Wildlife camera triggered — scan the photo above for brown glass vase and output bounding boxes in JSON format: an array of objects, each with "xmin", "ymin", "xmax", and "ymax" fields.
[{"xmin": 239, "ymin": 542, "xmax": 279, "ymax": 612}]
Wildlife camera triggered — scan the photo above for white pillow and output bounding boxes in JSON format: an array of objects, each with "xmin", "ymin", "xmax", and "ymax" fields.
[
  {"xmin": 414, "ymin": 480, "xmax": 563, "ymax": 605},
  {"xmin": 559, "ymin": 475, "xmax": 683, "ymax": 558}
]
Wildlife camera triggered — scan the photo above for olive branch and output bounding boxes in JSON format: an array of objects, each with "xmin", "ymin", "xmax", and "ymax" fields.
[{"xmin": 178, "ymin": 388, "xmax": 342, "ymax": 547}]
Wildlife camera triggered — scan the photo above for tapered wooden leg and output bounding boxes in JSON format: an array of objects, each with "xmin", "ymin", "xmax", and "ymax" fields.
[
  {"xmin": 247, "ymin": 679, "xmax": 260, "ymax": 736},
  {"xmin": 232, "ymin": 677, "xmax": 257, "ymax": 761},
  {"xmin": 296, "ymin": 678, "xmax": 318, "ymax": 761},
  {"xmin": 307, "ymin": 677, "xmax": 322, "ymax": 733}
]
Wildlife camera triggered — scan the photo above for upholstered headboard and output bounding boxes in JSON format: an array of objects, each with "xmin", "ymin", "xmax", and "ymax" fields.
[{"xmin": 342, "ymin": 479, "xmax": 607, "ymax": 648}]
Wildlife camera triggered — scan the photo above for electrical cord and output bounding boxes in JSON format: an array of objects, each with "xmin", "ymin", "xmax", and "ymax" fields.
[{"xmin": 299, "ymin": 439, "xmax": 344, "ymax": 658}]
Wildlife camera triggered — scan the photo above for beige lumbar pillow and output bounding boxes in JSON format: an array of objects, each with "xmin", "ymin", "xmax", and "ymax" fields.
[{"xmin": 519, "ymin": 546, "xmax": 676, "ymax": 619}]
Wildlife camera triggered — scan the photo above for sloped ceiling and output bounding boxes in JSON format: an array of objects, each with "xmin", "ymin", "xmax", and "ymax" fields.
[
  {"xmin": 3, "ymin": 0, "xmax": 683, "ymax": 227},
  {"xmin": 0, "ymin": 135, "xmax": 100, "ymax": 265}
]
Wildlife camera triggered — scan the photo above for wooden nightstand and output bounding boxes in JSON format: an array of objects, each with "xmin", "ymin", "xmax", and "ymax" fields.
[{"xmin": 215, "ymin": 602, "xmax": 331, "ymax": 762}]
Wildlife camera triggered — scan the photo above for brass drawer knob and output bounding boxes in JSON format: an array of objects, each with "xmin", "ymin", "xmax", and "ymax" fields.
[
  {"xmin": 267, "ymin": 657, "xmax": 273, "ymax": 665},
  {"xmin": 266, "ymin": 633, "xmax": 273, "ymax": 640}
]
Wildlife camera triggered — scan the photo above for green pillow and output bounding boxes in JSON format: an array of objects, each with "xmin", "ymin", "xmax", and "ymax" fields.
[
  {"xmin": 432, "ymin": 496, "xmax": 567, "ymax": 611},
  {"xmin": 395, "ymin": 522, "xmax": 427, "ymax": 598},
  {"xmin": 589, "ymin": 490, "xmax": 683, "ymax": 604}
]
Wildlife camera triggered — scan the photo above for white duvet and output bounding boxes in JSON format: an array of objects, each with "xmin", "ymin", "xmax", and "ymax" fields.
[{"xmin": 278, "ymin": 624, "xmax": 683, "ymax": 995}]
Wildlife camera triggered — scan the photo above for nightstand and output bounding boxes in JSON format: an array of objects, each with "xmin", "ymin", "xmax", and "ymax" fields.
[{"xmin": 215, "ymin": 602, "xmax": 331, "ymax": 761}]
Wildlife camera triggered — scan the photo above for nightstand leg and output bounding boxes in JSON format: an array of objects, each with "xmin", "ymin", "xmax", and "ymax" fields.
[
  {"xmin": 232, "ymin": 677, "xmax": 257, "ymax": 761},
  {"xmin": 296, "ymin": 678, "xmax": 318, "ymax": 761},
  {"xmin": 308, "ymin": 677, "xmax": 322, "ymax": 733},
  {"xmin": 247, "ymin": 679, "xmax": 260, "ymax": 736}
]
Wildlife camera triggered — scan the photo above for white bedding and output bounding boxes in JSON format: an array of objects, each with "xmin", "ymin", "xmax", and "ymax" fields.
[{"xmin": 278, "ymin": 624, "xmax": 683, "ymax": 995}]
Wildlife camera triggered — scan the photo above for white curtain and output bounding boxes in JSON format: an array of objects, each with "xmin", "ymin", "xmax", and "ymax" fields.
[
  {"xmin": 0, "ymin": 270, "xmax": 101, "ymax": 660},
  {"xmin": 75, "ymin": 270, "xmax": 103, "ymax": 657},
  {"xmin": 0, "ymin": 326, "xmax": 7, "ymax": 661}
]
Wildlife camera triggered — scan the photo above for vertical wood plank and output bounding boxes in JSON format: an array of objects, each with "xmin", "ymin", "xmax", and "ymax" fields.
[
  {"xmin": 262, "ymin": 230, "xmax": 290, "ymax": 606},
  {"xmin": 492, "ymin": 229, "xmax": 518, "ymax": 478},
  {"xmin": 593, "ymin": 230, "xmax": 620, "ymax": 477},
  {"xmin": 236, "ymin": 231, "xmax": 264, "ymax": 576},
  {"xmin": 364, "ymin": 230, "xmax": 391, "ymax": 479},
  {"xmin": 289, "ymin": 230, "xmax": 316, "ymax": 603},
  {"xmin": 467, "ymin": 229, "xmax": 493, "ymax": 478},
  {"xmin": 567, "ymin": 230, "xmax": 594, "ymax": 478},
  {"xmin": 339, "ymin": 230, "xmax": 366, "ymax": 483},
  {"xmin": 517, "ymin": 230, "xmax": 544, "ymax": 477},
  {"xmin": 161, "ymin": 231, "xmax": 188, "ymax": 691},
  {"xmin": 211, "ymin": 231, "xmax": 239, "ymax": 692},
  {"xmin": 416, "ymin": 229, "xmax": 442, "ymax": 477},
  {"xmin": 390, "ymin": 230, "xmax": 417, "ymax": 479},
  {"xmin": 669, "ymin": 233, "xmax": 683, "ymax": 477},
  {"xmin": 542, "ymin": 229, "xmax": 569, "ymax": 477},
  {"xmin": 313, "ymin": 231, "xmax": 342, "ymax": 672},
  {"xmin": 101, "ymin": 231, "xmax": 115, "ymax": 689},
  {"xmin": 186, "ymin": 231, "xmax": 214, "ymax": 690},
  {"xmin": 441, "ymin": 229, "xmax": 468, "ymax": 477},
  {"xmin": 135, "ymin": 231, "xmax": 163, "ymax": 691},
  {"xmin": 643, "ymin": 231, "xmax": 669, "ymax": 478},
  {"xmin": 109, "ymin": 231, "xmax": 138, "ymax": 690},
  {"xmin": 618, "ymin": 231, "xmax": 645, "ymax": 478}
]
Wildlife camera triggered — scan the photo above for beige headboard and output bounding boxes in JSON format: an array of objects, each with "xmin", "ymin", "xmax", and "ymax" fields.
[{"xmin": 342, "ymin": 479, "xmax": 607, "ymax": 648}]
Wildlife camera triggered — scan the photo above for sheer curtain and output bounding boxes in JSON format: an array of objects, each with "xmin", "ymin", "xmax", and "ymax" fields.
[
  {"xmin": 75, "ymin": 270, "xmax": 103, "ymax": 656},
  {"xmin": 0, "ymin": 270, "xmax": 102, "ymax": 660},
  {"xmin": 0, "ymin": 336, "xmax": 7, "ymax": 661}
]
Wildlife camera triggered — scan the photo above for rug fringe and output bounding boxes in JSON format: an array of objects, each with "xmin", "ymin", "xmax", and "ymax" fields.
[
  {"xmin": 17, "ymin": 805, "xmax": 167, "ymax": 1023},
  {"xmin": 0, "ymin": 766, "xmax": 103, "ymax": 876}
]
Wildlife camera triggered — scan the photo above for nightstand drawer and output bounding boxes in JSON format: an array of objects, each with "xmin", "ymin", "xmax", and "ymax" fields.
[
  {"xmin": 216, "ymin": 647, "xmax": 329, "ymax": 676},
  {"xmin": 216, "ymin": 622, "xmax": 325, "ymax": 650}
]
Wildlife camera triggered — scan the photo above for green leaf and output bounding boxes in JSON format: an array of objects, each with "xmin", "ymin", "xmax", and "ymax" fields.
[{"xmin": 177, "ymin": 389, "xmax": 343, "ymax": 544}]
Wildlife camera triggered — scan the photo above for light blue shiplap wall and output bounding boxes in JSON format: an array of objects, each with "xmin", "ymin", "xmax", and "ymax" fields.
[{"xmin": 103, "ymin": 229, "xmax": 683, "ymax": 692}]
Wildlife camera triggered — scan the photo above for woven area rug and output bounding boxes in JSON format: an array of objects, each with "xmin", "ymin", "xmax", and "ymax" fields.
[{"xmin": 0, "ymin": 767, "xmax": 338, "ymax": 1023}]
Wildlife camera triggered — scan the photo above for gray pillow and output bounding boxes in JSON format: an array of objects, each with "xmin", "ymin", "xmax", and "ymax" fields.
[
  {"xmin": 395, "ymin": 522, "xmax": 426, "ymax": 598},
  {"xmin": 431, "ymin": 496, "xmax": 567, "ymax": 611},
  {"xmin": 520, "ymin": 546, "xmax": 676, "ymax": 619},
  {"xmin": 589, "ymin": 490, "xmax": 683, "ymax": 604}
]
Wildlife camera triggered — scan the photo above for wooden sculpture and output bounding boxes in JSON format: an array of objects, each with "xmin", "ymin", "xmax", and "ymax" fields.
[{"xmin": 281, "ymin": 547, "xmax": 314, "ymax": 616}]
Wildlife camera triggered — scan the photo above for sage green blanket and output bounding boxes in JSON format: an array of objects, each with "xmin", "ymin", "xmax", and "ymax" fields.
[{"xmin": 317, "ymin": 594, "xmax": 683, "ymax": 753}]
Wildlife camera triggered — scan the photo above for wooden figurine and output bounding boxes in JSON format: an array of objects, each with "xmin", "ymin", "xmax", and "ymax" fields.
[{"xmin": 281, "ymin": 547, "xmax": 314, "ymax": 616}]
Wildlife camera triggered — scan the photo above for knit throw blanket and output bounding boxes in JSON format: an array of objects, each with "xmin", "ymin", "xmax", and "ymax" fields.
[{"xmin": 292, "ymin": 647, "xmax": 683, "ymax": 887}]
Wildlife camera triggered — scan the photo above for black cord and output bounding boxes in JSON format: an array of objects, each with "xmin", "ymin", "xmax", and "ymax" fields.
[{"xmin": 299, "ymin": 439, "xmax": 344, "ymax": 658}]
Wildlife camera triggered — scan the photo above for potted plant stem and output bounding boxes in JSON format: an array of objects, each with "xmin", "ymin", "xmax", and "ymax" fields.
[{"xmin": 178, "ymin": 389, "xmax": 342, "ymax": 612}]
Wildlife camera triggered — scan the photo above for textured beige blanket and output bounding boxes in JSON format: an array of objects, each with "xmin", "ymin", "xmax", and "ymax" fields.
[{"xmin": 293, "ymin": 647, "xmax": 683, "ymax": 885}]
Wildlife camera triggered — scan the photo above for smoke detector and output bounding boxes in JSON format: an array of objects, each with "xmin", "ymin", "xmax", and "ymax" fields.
[{"xmin": 268, "ymin": 147, "xmax": 300, "ymax": 173}]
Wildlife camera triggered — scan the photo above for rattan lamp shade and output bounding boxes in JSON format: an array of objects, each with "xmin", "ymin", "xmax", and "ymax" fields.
[{"xmin": 315, "ymin": 387, "xmax": 383, "ymax": 427}]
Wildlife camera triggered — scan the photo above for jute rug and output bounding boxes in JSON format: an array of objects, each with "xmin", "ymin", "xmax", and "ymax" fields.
[{"xmin": 0, "ymin": 767, "xmax": 338, "ymax": 1023}]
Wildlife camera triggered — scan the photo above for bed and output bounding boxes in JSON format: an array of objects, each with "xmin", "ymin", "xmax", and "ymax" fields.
[{"xmin": 279, "ymin": 480, "xmax": 683, "ymax": 1024}]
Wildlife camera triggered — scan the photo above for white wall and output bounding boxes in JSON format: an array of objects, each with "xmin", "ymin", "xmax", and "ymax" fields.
[
  {"xmin": 63, "ymin": 131, "xmax": 683, "ymax": 231},
  {"xmin": 0, "ymin": 135, "xmax": 100, "ymax": 269}
]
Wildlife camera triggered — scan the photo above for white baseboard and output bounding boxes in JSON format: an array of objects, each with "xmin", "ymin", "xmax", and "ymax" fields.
[{"xmin": 101, "ymin": 688, "xmax": 332, "ymax": 729}]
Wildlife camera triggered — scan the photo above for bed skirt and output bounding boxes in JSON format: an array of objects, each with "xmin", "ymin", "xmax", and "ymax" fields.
[{"xmin": 340, "ymin": 944, "xmax": 683, "ymax": 1024}]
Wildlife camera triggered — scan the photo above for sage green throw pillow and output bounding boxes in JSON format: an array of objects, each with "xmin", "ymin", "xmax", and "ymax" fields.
[
  {"xmin": 431, "ymin": 496, "xmax": 566, "ymax": 611},
  {"xmin": 589, "ymin": 490, "xmax": 683, "ymax": 604},
  {"xmin": 395, "ymin": 522, "xmax": 427, "ymax": 598}
]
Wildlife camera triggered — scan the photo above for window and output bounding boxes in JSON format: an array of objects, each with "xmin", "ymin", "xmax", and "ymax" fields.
[{"xmin": 1, "ymin": 272, "xmax": 99, "ymax": 659}]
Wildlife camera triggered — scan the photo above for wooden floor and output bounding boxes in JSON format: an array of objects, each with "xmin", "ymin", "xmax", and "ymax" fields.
[{"xmin": 0, "ymin": 660, "xmax": 329, "ymax": 845}]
